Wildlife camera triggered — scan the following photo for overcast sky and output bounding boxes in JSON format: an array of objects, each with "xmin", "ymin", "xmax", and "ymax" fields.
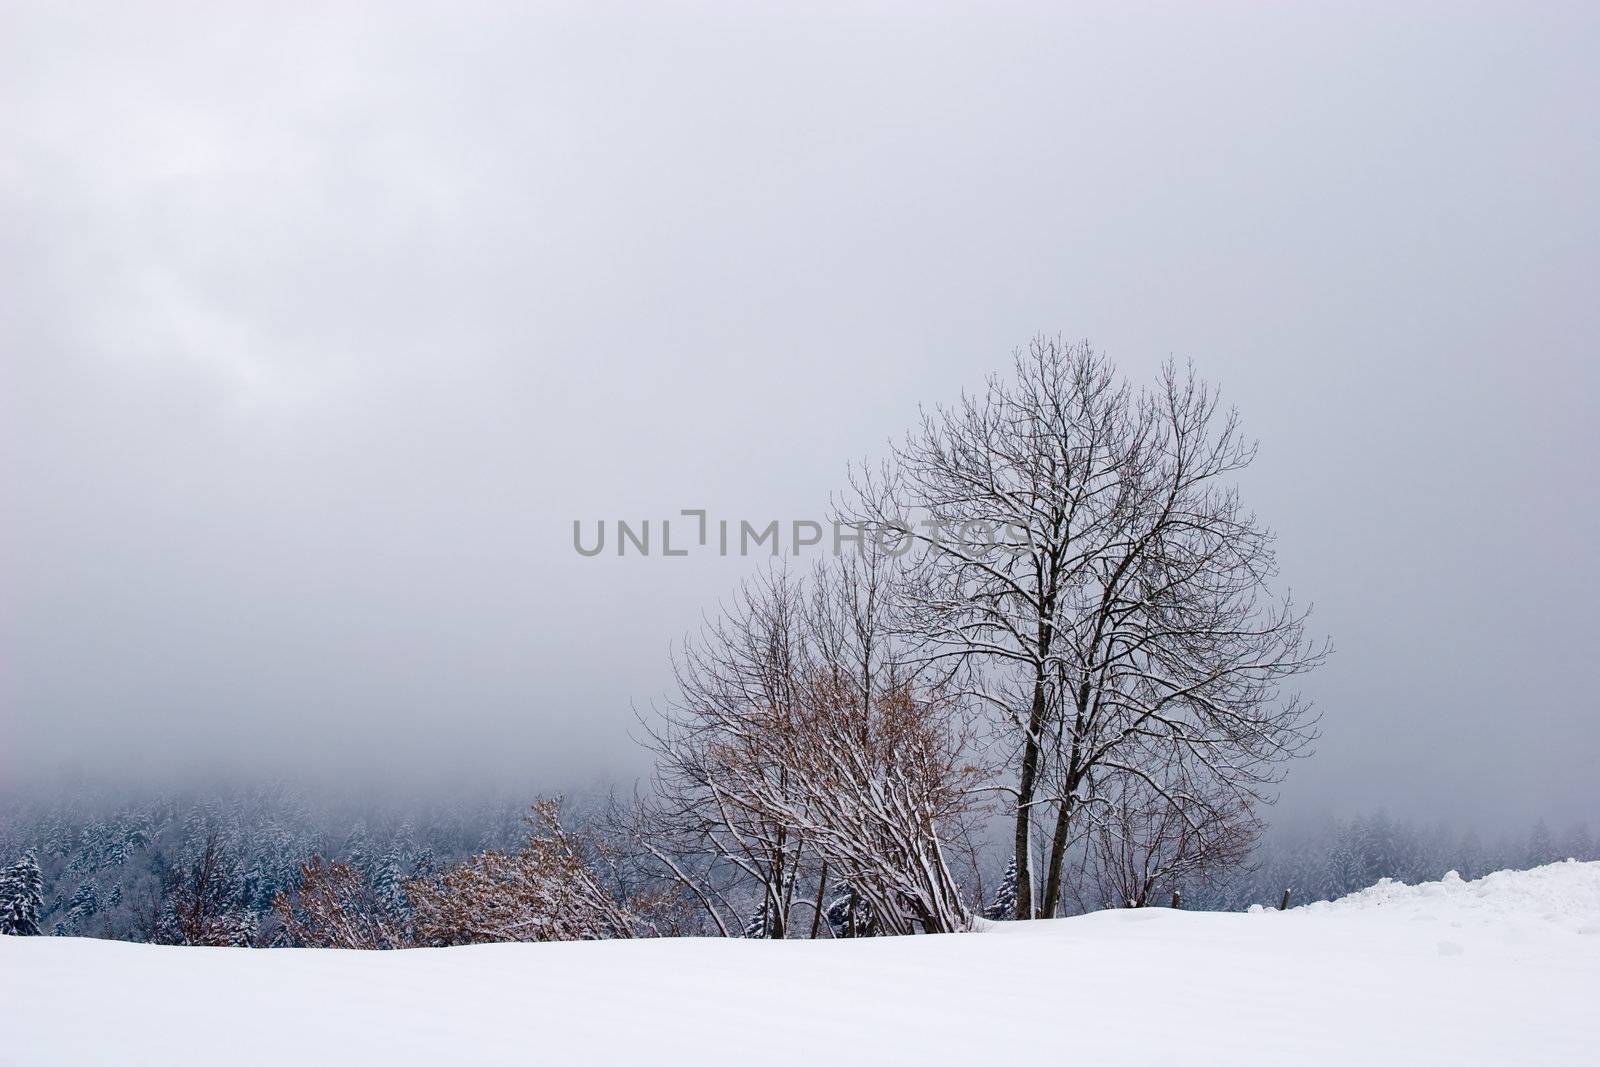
[{"xmin": 2, "ymin": 3, "xmax": 1596, "ymax": 828}]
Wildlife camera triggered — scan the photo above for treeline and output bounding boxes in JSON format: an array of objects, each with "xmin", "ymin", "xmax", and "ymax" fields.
[
  {"xmin": 0, "ymin": 787, "xmax": 532, "ymax": 944},
  {"xmin": 0, "ymin": 785, "xmax": 969, "ymax": 945},
  {"xmin": 0, "ymin": 788, "xmax": 1591, "ymax": 945}
]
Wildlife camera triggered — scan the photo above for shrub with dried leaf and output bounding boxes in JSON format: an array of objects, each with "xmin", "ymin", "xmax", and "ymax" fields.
[
  {"xmin": 727, "ymin": 670, "xmax": 982, "ymax": 934},
  {"xmin": 272, "ymin": 856, "xmax": 406, "ymax": 950},
  {"xmin": 407, "ymin": 800, "xmax": 638, "ymax": 945}
]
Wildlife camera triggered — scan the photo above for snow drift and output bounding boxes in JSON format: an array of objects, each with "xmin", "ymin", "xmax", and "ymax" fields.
[{"xmin": 4, "ymin": 861, "xmax": 1597, "ymax": 1065}]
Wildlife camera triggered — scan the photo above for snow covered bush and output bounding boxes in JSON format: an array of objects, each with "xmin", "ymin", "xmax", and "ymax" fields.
[
  {"xmin": 635, "ymin": 556, "xmax": 984, "ymax": 938},
  {"xmin": 726, "ymin": 672, "xmax": 980, "ymax": 934},
  {"xmin": 408, "ymin": 801, "xmax": 639, "ymax": 945},
  {"xmin": 272, "ymin": 857, "xmax": 407, "ymax": 949}
]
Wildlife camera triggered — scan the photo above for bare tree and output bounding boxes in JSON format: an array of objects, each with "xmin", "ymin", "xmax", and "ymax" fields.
[
  {"xmin": 168, "ymin": 830, "xmax": 254, "ymax": 947},
  {"xmin": 1080, "ymin": 766, "xmax": 1260, "ymax": 910},
  {"xmin": 851, "ymin": 338, "xmax": 1327, "ymax": 917},
  {"xmin": 632, "ymin": 568, "xmax": 814, "ymax": 938},
  {"xmin": 1033, "ymin": 360, "xmax": 1327, "ymax": 916}
]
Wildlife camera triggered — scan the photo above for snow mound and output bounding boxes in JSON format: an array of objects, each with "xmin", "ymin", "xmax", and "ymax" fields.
[
  {"xmin": 4, "ymin": 862, "xmax": 1598, "ymax": 1066},
  {"xmin": 1296, "ymin": 858, "xmax": 1600, "ymax": 934}
]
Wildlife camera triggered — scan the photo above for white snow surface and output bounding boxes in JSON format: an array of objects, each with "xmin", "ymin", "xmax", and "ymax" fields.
[{"xmin": 4, "ymin": 861, "xmax": 1598, "ymax": 1065}]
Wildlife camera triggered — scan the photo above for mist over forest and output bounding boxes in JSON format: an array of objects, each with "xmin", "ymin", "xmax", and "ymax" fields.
[
  {"xmin": 5, "ymin": 6, "xmax": 1598, "ymax": 844},
  {"xmin": 5, "ymin": 339, "xmax": 1596, "ymax": 949}
]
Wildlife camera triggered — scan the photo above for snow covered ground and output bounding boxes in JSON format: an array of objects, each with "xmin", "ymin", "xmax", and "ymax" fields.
[{"xmin": 4, "ymin": 861, "xmax": 1597, "ymax": 1065}]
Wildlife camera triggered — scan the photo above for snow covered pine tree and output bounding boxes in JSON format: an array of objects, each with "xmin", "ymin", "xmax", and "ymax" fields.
[
  {"xmin": 0, "ymin": 851, "xmax": 45, "ymax": 936},
  {"xmin": 985, "ymin": 861, "xmax": 1018, "ymax": 921},
  {"xmin": 744, "ymin": 899, "xmax": 776, "ymax": 939},
  {"xmin": 824, "ymin": 884, "xmax": 876, "ymax": 938}
]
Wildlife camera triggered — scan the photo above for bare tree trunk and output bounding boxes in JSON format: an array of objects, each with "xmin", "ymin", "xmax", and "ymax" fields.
[
  {"xmin": 1012, "ymin": 678, "xmax": 1047, "ymax": 919},
  {"xmin": 1041, "ymin": 791, "xmax": 1074, "ymax": 917},
  {"xmin": 809, "ymin": 860, "xmax": 828, "ymax": 939},
  {"xmin": 1042, "ymin": 689, "xmax": 1090, "ymax": 916}
]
